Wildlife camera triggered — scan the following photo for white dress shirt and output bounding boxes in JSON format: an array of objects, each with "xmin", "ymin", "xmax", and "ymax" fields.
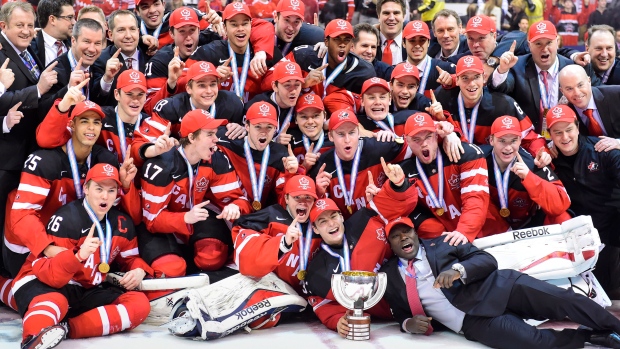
[
  {"xmin": 41, "ymin": 29, "xmax": 66, "ymax": 66},
  {"xmin": 380, "ymin": 31, "xmax": 404, "ymax": 66}
]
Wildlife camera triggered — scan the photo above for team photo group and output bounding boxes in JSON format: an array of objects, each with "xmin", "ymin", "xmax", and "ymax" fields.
[{"xmin": 0, "ymin": 0, "xmax": 619, "ymax": 347}]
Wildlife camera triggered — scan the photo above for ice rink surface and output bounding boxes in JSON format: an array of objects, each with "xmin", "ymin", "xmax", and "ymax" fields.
[{"xmin": 1, "ymin": 301, "xmax": 619, "ymax": 349}]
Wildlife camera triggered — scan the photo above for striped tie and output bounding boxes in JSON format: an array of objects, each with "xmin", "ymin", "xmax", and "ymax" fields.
[{"xmin": 20, "ymin": 50, "xmax": 40, "ymax": 80}]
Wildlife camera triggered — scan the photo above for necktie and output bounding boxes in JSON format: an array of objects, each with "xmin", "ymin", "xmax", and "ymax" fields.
[
  {"xmin": 20, "ymin": 50, "xmax": 40, "ymax": 80},
  {"xmin": 406, "ymin": 260, "xmax": 433, "ymax": 335},
  {"xmin": 125, "ymin": 57, "xmax": 134, "ymax": 70},
  {"xmin": 539, "ymin": 70, "xmax": 550, "ymax": 133},
  {"xmin": 55, "ymin": 41, "xmax": 64, "ymax": 58},
  {"xmin": 382, "ymin": 39, "xmax": 394, "ymax": 65},
  {"xmin": 440, "ymin": 56, "xmax": 449, "ymax": 62},
  {"xmin": 583, "ymin": 109, "xmax": 604, "ymax": 136}
]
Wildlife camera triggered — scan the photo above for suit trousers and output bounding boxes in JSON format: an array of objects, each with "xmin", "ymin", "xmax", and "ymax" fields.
[{"xmin": 461, "ymin": 274, "xmax": 620, "ymax": 349}]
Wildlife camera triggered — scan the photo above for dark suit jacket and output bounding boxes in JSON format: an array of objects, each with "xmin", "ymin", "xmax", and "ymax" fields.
[
  {"xmin": 29, "ymin": 30, "xmax": 71, "ymax": 68},
  {"xmin": 428, "ymin": 34, "xmax": 468, "ymax": 60},
  {"xmin": 602, "ymin": 58, "xmax": 620, "ymax": 86},
  {"xmin": 380, "ymin": 236, "xmax": 521, "ymax": 328},
  {"xmin": 489, "ymin": 54, "xmax": 600, "ymax": 132},
  {"xmin": 38, "ymin": 53, "xmax": 95, "ymax": 120},
  {"xmin": 375, "ymin": 39, "xmax": 408, "ymax": 64},
  {"xmin": 90, "ymin": 45, "xmax": 149, "ymax": 107},
  {"xmin": 0, "ymin": 34, "xmax": 44, "ymax": 172},
  {"xmin": 569, "ymin": 86, "xmax": 620, "ymax": 139}
]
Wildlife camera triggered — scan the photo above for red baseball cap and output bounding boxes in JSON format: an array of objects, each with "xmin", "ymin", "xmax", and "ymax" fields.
[
  {"xmin": 169, "ymin": 7, "xmax": 200, "ymax": 28},
  {"xmin": 116, "ymin": 69, "xmax": 147, "ymax": 93},
  {"xmin": 328, "ymin": 109, "xmax": 358, "ymax": 130},
  {"xmin": 187, "ymin": 61, "xmax": 219, "ymax": 81},
  {"xmin": 466, "ymin": 15, "xmax": 496, "ymax": 35},
  {"xmin": 404, "ymin": 112, "xmax": 435, "ymax": 136},
  {"xmin": 276, "ymin": 0, "xmax": 305, "ymax": 19},
  {"xmin": 296, "ymin": 93, "xmax": 324, "ymax": 113},
  {"xmin": 456, "ymin": 55, "xmax": 484, "ymax": 76},
  {"xmin": 324, "ymin": 19, "xmax": 354, "ymax": 39},
  {"xmin": 403, "ymin": 20, "xmax": 431, "ymax": 40},
  {"xmin": 391, "ymin": 62, "xmax": 420, "ymax": 81},
  {"xmin": 246, "ymin": 102, "xmax": 278, "ymax": 126},
  {"xmin": 222, "ymin": 2, "xmax": 251, "ymax": 21},
  {"xmin": 180, "ymin": 109, "xmax": 228, "ymax": 137},
  {"xmin": 361, "ymin": 77, "xmax": 390, "ymax": 95},
  {"xmin": 71, "ymin": 100, "xmax": 105, "ymax": 120},
  {"xmin": 273, "ymin": 61, "xmax": 304, "ymax": 83},
  {"xmin": 309, "ymin": 198, "xmax": 340, "ymax": 222},
  {"xmin": 528, "ymin": 20, "xmax": 558, "ymax": 42},
  {"xmin": 284, "ymin": 175, "xmax": 318, "ymax": 199},
  {"xmin": 385, "ymin": 216, "xmax": 414, "ymax": 237},
  {"xmin": 546, "ymin": 105, "xmax": 577, "ymax": 130},
  {"xmin": 85, "ymin": 163, "xmax": 122, "ymax": 187},
  {"xmin": 491, "ymin": 116, "xmax": 522, "ymax": 138}
]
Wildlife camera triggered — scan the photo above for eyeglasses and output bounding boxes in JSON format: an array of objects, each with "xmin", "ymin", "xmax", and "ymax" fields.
[{"xmin": 56, "ymin": 15, "xmax": 75, "ymax": 21}]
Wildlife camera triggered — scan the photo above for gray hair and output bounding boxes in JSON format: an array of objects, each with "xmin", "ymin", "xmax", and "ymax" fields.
[{"xmin": 0, "ymin": 2, "xmax": 36, "ymax": 24}]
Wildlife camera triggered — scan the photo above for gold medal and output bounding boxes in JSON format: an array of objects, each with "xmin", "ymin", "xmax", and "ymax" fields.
[
  {"xmin": 98, "ymin": 262, "xmax": 110, "ymax": 274},
  {"xmin": 395, "ymin": 137, "xmax": 404, "ymax": 144},
  {"xmin": 297, "ymin": 270, "xmax": 306, "ymax": 280},
  {"xmin": 436, "ymin": 208, "xmax": 445, "ymax": 216},
  {"xmin": 500, "ymin": 208, "xmax": 510, "ymax": 218},
  {"xmin": 252, "ymin": 200, "xmax": 262, "ymax": 211},
  {"xmin": 347, "ymin": 205, "xmax": 353, "ymax": 214}
]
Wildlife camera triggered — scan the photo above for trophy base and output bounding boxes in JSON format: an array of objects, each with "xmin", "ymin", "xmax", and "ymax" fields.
[{"xmin": 345, "ymin": 310, "xmax": 371, "ymax": 341}]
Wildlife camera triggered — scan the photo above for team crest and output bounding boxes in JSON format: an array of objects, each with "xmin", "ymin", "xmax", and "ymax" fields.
[
  {"xmin": 83, "ymin": 100, "xmax": 97, "ymax": 108},
  {"xmin": 196, "ymin": 177, "xmax": 208, "ymax": 192},
  {"xmin": 304, "ymin": 94, "xmax": 315, "ymax": 104},
  {"xmin": 258, "ymin": 103, "xmax": 271, "ymax": 116},
  {"xmin": 376, "ymin": 228, "xmax": 386, "ymax": 242},
  {"xmin": 414, "ymin": 114, "xmax": 426, "ymax": 126},
  {"xmin": 298, "ymin": 176, "xmax": 310, "ymax": 189},
  {"xmin": 463, "ymin": 56, "xmax": 475, "ymax": 67},
  {"xmin": 412, "ymin": 21, "xmax": 423, "ymax": 31},
  {"xmin": 102, "ymin": 164, "xmax": 115, "ymax": 177},
  {"xmin": 370, "ymin": 77, "xmax": 381, "ymax": 83},
  {"xmin": 338, "ymin": 111, "xmax": 350, "ymax": 120},
  {"xmin": 201, "ymin": 109, "xmax": 213, "ymax": 119},
  {"xmin": 502, "ymin": 116, "xmax": 514, "ymax": 129},
  {"xmin": 289, "ymin": 0, "xmax": 300, "ymax": 10},
  {"xmin": 551, "ymin": 106, "xmax": 564, "ymax": 118},
  {"xmin": 336, "ymin": 19, "xmax": 348, "ymax": 30},
  {"xmin": 200, "ymin": 62, "xmax": 211, "ymax": 72},
  {"xmin": 403, "ymin": 62, "xmax": 414, "ymax": 72},
  {"xmin": 180, "ymin": 8, "xmax": 192, "ymax": 20},
  {"xmin": 448, "ymin": 173, "xmax": 460, "ymax": 189},
  {"xmin": 129, "ymin": 71, "xmax": 141, "ymax": 83},
  {"xmin": 285, "ymin": 63, "xmax": 297, "ymax": 75},
  {"xmin": 233, "ymin": 2, "xmax": 244, "ymax": 11},
  {"xmin": 470, "ymin": 16, "xmax": 482, "ymax": 27},
  {"xmin": 513, "ymin": 197, "xmax": 528, "ymax": 207},
  {"xmin": 315, "ymin": 200, "xmax": 327, "ymax": 210},
  {"xmin": 588, "ymin": 161, "xmax": 599, "ymax": 172},
  {"xmin": 376, "ymin": 171, "xmax": 387, "ymax": 187},
  {"xmin": 536, "ymin": 21, "xmax": 547, "ymax": 34}
]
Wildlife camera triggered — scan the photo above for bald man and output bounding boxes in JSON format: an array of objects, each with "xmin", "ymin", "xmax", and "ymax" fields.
[{"xmin": 558, "ymin": 65, "xmax": 620, "ymax": 152}]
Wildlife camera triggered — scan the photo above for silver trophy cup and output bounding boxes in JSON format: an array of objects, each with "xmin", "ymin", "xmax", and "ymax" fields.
[{"xmin": 331, "ymin": 271, "xmax": 387, "ymax": 340}]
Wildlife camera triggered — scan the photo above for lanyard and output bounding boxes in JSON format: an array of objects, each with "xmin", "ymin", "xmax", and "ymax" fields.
[
  {"xmin": 398, "ymin": 259, "xmax": 416, "ymax": 278},
  {"xmin": 140, "ymin": 20, "xmax": 163, "ymax": 39},
  {"xmin": 322, "ymin": 54, "xmax": 347, "ymax": 98},
  {"xmin": 492, "ymin": 154, "xmax": 515, "ymax": 211},
  {"xmin": 418, "ymin": 55, "xmax": 432, "ymax": 92},
  {"xmin": 83, "ymin": 199, "xmax": 112, "ymax": 268},
  {"xmin": 243, "ymin": 137, "xmax": 270, "ymax": 203},
  {"xmin": 302, "ymin": 132, "xmax": 325, "ymax": 153},
  {"xmin": 228, "ymin": 43, "xmax": 250, "ymax": 101},
  {"xmin": 334, "ymin": 139, "xmax": 363, "ymax": 211},
  {"xmin": 457, "ymin": 91, "xmax": 482, "ymax": 143},
  {"xmin": 321, "ymin": 237, "xmax": 350, "ymax": 272},
  {"xmin": 177, "ymin": 147, "xmax": 197, "ymax": 209},
  {"xmin": 115, "ymin": 107, "xmax": 141, "ymax": 161},
  {"xmin": 415, "ymin": 156, "xmax": 445, "ymax": 213},
  {"xmin": 297, "ymin": 222, "xmax": 314, "ymax": 272},
  {"xmin": 189, "ymin": 98, "xmax": 216, "ymax": 117},
  {"xmin": 372, "ymin": 113, "xmax": 396, "ymax": 134},
  {"xmin": 67, "ymin": 138, "xmax": 92, "ymax": 199},
  {"xmin": 270, "ymin": 92, "xmax": 294, "ymax": 133}
]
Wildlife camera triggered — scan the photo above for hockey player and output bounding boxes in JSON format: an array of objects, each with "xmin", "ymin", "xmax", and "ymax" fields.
[
  {"xmin": 287, "ymin": 93, "xmax": 334, "ymax": 171},
  {"xmin": 186, "ymin": 2, "xmax": 283, "ymax": 103},
  {"xmin": 397, "ymin": 111, "xmax": 510, "ymax": 243},
  {"xmin": 272, "ymin": 0, "xmax": 325, "ymax": 57},
  {"xmin": 140, "ymin": 109, "xmax": 251, "ymax": 278},
  {"xmin": 232, "ymin": 175, "xmax": 320, "ymax": 294},
  {"xmin": 435, "ymin": 55, "xmax": 546, "ymax": 158},
  {"xmin": 216, "ymin": 102, "xmax": 302, "ymax": 211},
  {"xmin": 13, "ymin": 164, "xmax": 151, "ymax": 349},
  {"xmin": 389, "ymin": 62, "xmax": 432, "ymax": 113},
  {"xmin": 483, "ymin": 116, "xmax": 571, "ymax": 229}
]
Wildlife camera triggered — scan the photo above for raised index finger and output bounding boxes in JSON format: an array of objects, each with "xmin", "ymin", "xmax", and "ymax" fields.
[
  {"xmin": 318, "ymin": 162, "xmax": 326, "ymax": 174},
  {"xmin": 173, "ymin": 46, "xmax": 180, "ymax": 59},
  {"xmin": 1, "ymin": 58, "xmax": 9, "ymax": 70},
  {"xmin": 291, "ymin": 216, "xmax": 298, "ymax": 226},
  {"xmin": 76, "ymin": 57, "xmax": 83, "ymax": 71},
  {"xmin": 196, "ymin": 200, "xmax": 211, "ymax": 208},
  {"xmin": 9, "ymin": 101, "xmax": 22, "ymax": 112},
  {"xmin": 368, "ymin": 170, "xmax": 374, "ymax": 185},
  {"xmin": 76, "ymin": 77, "xmax": 90, "ymax": 89},
  {"xmin": 221, "ymin": 57, "xmax": 232, "ymax": 67},
  {"xmin": 317, "ymin": 64, "xmax": 329, "ymax": 71},
  {"xmin": 515, "ymin": 151, "xmax": 524, "ymax": 163},
  {"xmin": 430, "ymin": 89, "xmax": 437, "ymax": 104},
  {"xmin": 288, "ymin": 144, "xmax": 295, "ymax": 157},
  {"xmin": 509, "ymin": 40, "xmax": 517, "ymax": 53},
  {"xmin": 43, "ymin": 61, "xmax": 58, "ymax": 73},
  {"xmin": 124, "ymin": 145, "xmax": 132, "ymax": 163},
  {"xmin": 380, "ymin": 157, "xmax": 389, "ymax": 173},
  {"xmin": 112, "ymin": 48, "xmax": 122, "ymax": 59},
  {"xmin": 87, "ymin": 223, "xmax": 96, "ymax": 239}
]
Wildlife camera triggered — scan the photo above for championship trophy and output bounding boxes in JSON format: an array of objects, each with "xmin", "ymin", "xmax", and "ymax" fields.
[{"xmin": 331, "ymin": 271, "xmax": 387, "ymax": 340}]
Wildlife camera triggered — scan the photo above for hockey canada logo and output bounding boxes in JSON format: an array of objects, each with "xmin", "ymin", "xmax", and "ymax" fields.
[
  {"xmin": 196, "ymin": 177, "xmax": 208, "ymax": 192},
  {"xmin": 83, "ymin": 100, "xmax": 97, "ymax": 108},
  {"xmin": 285, "ymin": 63, "xmax": 297, "ymax": 75},
  {"xmin": 102, "ymin": 164, "xmax": 115, "ymax": 176},
  {"xmin": 448, "ymin": 173, "xmax": 460, "ymax": 189},
  {"xmin": 304, "ymin": 94, "xmax": 315, "ymax": 104},
  {"xmin": 336, "ymin": 19, "xmax": 348, "ymax": 30},
  {"xmin": 551, "ymin": 106, "xmax": 564, "ymax": 118},
  {"xmin": 470, "ymin": 16, "xmax": 482, "ymax": 27},
  {"xmin": 513, "ymin": 197, "xmax": 528, "ymax": 207},
  {"xmin": 536, "ymin": 21, "xmax": 547, "ymax": 34},
  {"xmin": 315, "ymin": 200, "xmax": 327, "ymax": 210},
  {"xmin": 258, "ymin": 103, "xmax": 271, "ymax": 116},
  {"xmin": 200, "ymin": 62, "xmax": 211, "ymax": 72},
  {"xmin": 298, "ymin": 176, "xmax": 310, "ymax": 189},
  {"xmin": 129, "ymin": 71, "xmax": 141, "ymax": 83},
  {"xmin": 412, "ymin": 21, "xmax": 423, "ymax": 31},
  {"xmin": 338, "ymin": 111, "xmax": 350, "ymax": 120},
  {"xmin": 588, "ymin": 161, "xmax": 599, "ymax": 172},
  {"xmin": 180, "ymin": 8, "xmax": 192, "ymax": 20},
  {"xmin": 370, "ymin": 77, "xmax": 381, "ymax": 83},
  {"xmin": 233, "ymin": 2, "xmax": 244, "ymax": 11},
  {"xmin": 414, "ymin": 114, "xmax": 426, "ymax": 126},
  {"xmin": 289, "ymin": 0, "xmax": 300, "ymax": 10},
  {"xmin": 201, "ymin": 109, "xmax": 213, "ymax": 118},
  {"xmin": 376, "ymin": 228, "xmax": 386, "ymax": 242},
  {"xmin": 403, "ymin": 62, "xmax": 414, "ymax": 72},
  {"xmin": 502, "ymin": 116, "xmax": 514, "ymax": 129},
  {"xmin": 463, "ymin": 56, "xmax": 475, "ymax": 67}
]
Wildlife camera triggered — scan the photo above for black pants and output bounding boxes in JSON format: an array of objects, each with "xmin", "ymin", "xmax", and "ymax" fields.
[{"xmin": 461, "ymin": 274, "xmax": 620, "ymax": 349}]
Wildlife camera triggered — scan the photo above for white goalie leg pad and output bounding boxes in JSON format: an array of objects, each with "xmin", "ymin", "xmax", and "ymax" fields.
[
  {"xmin": 166, "ymin": 272, "xmax": 307, "ymax": 340},
  {"xmin": 546, "ymin": 271, "xmax": 612, "ymax": 308}
]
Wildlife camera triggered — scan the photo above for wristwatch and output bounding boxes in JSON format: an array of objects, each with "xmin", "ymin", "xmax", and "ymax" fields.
[
  {"xmin": 486, "ymin": 56, "xmax": 500, "ymax": 69},
  {"xmin": 452, "ymin": 263, "xmax": 465, "ymax": 278}
]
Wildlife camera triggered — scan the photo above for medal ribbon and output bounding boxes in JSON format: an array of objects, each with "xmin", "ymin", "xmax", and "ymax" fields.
[
  {"xmin": 243, "ymin": 137, "xmax": 270, "ymax": 203},
  {"xmin": 189, "ymin": 98, "xmax": 216, "ymax": 117},
  {"xmin": 83, "ymin": 199, "xmax": 112, "ymax": 269},
  {"xmin": 297, "ymin": 222, "xmax": 314, "ymax": 272},
  {"xmin": 140, "ymin": 20, "xmax": 162, "ymax": 40},
  {"xmin": 492, "ymin": 154, "xmax": 516, "ymax": 211},
  {"xmin": 418, "ymin": 55, "xmax": 432, "ymax": 92},
  {"xmin": 334, "ymin": 139, "xmax": 363, "ymax": 208},
  {"xmin": 67, "ymin": 138, "xmax": 92, "ymax": 199},
  {"xmin": 177, "ymin": 147, "xmax": 197, "ymax": 209},
  {"xmin": 322, "ymin": 54, "xmax": 347, "ymax": 98},
  {"xmin": 320, "ymin": 236, "xmax": 350, "ymax": 272},
  {"xmin": 457, "ymin": 91, "xmax": 481, "ymax": 143},
  {"xmin": 398, "ymin": 259, "xmax": 415, "ymax": 278},
  {"xmin": 228, "ymin": 43, "xmax": 250, "ymax": 101},
  {"xmin": 302, "ymin": 132, "xmax": 324, "ymax": 153},
  {"xmin": 373, "ymin": 113, "xmax": 397, "ymax": 136},
  {"xmin": 415, "ymin": 156, "xmax": 445, "ymax": 211},
  {"xmin": 270, "ymin": 92, "xmax": 294, "ymax": 133},
  {"xmin": 116, "ymin": 107, "xmax": 142, "ymax": 161}
]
